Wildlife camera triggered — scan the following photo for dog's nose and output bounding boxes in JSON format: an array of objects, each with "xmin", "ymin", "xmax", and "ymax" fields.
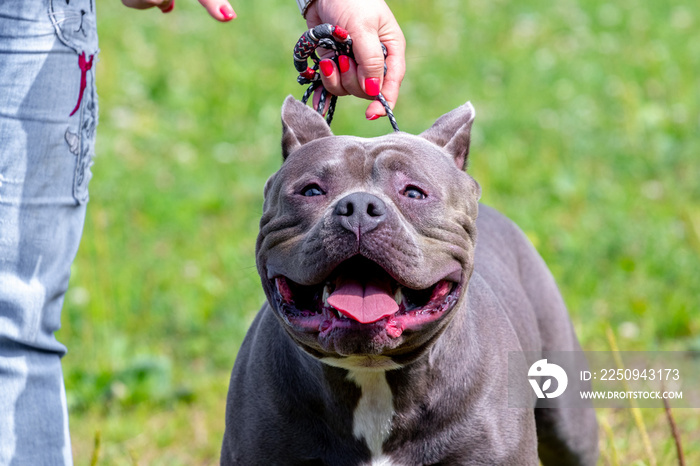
[{"xmin": 334, "ymin": 192, "xmax": 386, "ymax": 235}]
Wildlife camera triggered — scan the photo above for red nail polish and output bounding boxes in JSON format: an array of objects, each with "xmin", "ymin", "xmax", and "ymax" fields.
[
  {"xmin": 162, "ymin": 0, "xmax": 174, "ymax": 13},
  {"xmin": 365, "ymin": 78, "xmax": 380, "ymax": 96},
  {"xmin": 319, "ymin": 59, "xmax": 334, "ymax": 78},
  {"xmin": 367, "ymin": 114, "xmax": 380, "ymax": 121},
  {"xmin": 338, "ymin": 55, "xmax": 350, "ymax": 73},
  {"xmin": 220, "ymin": 4, "xmax": 236, "ymax": 21}
]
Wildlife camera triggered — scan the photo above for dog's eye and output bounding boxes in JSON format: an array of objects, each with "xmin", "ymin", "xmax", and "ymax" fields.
[
  {"xmin": 402, "ymin": 186, "xmax": 427, "ymax": 200},
  {"xmin": 301, "ymin": 184, "xmax": 325, "ymax": 197}
]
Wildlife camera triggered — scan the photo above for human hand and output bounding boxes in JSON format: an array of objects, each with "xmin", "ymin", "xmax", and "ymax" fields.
[
  {"xmin": 121, "ymin": 0, "xmax": 236, "ymax": 22},
  {"xmin": 305, "ymin": 0, "xmax": 406, "ymax": 120}
]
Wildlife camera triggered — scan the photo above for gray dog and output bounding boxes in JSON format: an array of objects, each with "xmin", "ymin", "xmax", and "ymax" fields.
[{"xmin": 220, "ymin": 96, "xmax": 598, "ymax": 465}]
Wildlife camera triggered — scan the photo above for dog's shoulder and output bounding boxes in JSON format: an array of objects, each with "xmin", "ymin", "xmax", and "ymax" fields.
[{"xmin": 473, "ymin": 204, "xmax": 575, "ymax": 353}]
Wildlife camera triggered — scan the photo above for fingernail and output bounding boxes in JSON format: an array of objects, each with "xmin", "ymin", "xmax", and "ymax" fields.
[
  {"xmin": 338, "ymin": 55, "xmax": 350, "ymax": 73},
  {"xmin": 319, "ymin": 59, "xmax": 334, "ymax": 78},
  {"xmin": 367, "ymin": 114, "xmax": 380, "ymax": 121},
  {"xmin": 364, "ymin": 78, "xmax": 380, "ymax": 97},
  {"xmin": 162, "ymin": 0, "xmax": 174, "ymax": 13},
  {"xmin": 220, "ymin": 4, "xmax": 236, "ymax": 21}
]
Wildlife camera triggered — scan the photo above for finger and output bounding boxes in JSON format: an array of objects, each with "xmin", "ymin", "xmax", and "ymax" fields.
[
  {"xmin": 315, "ymin": 47, "xmax": 335, "ymax": 61},
  {"xmin": 365, "ymin": 100, "xmax": 386, "ymax": 120},
  {"xmin": 198, "ymin": 0, "xmax": 236, "ymax": 21},
  {"xmin": 121, "ymin": 0, "xmax": 169, "ymax": 10},
  {"xmin": 351, "ymin": 30, "xmax": 387, "ymax": 97},
  {"xmin": 337, "ymin": 55, "xmax": 365, "ymax": 99},
  {"xmin": 319, "ymin": 59, "xmax": 349, "ymax": 98},
  {"xmin": 158, "ymin": 0, "xmax": 174, "ymax": 13},
  {"xmin": 367, "ymin": 38, "xmax": 405, "ymax": 119}
]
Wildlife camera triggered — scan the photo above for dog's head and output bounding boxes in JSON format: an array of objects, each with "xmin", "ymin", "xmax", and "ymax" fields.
[{"xmin": 256, "ymin": 96, "xmax": 480, "ymax": 366}]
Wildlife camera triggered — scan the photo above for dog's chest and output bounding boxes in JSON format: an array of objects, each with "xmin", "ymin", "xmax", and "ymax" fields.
[{"xmin": 346, "ymin": 369, "xmax": 400, "ymax": 465}]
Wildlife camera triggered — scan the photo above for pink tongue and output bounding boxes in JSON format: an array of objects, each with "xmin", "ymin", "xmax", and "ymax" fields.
[{"xmin": 327, "ymin": 278, "xmax": 399, "ymax": 324}]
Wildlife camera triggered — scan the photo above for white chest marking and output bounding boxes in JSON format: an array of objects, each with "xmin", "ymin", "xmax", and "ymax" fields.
[
  {"xmin": 369, "ymin": 455, "xmax": 398, "ymax": 466},
  {"xmin": 347, "ymin": 369, "xmax": 395, "ymax": 459}
]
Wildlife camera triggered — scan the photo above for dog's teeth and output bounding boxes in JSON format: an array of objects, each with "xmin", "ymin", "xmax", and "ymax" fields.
[
  {"xmin": 322, "ymin": 284, "xmax": 331, "ymax": 306},
  {"xmin": 394, "ymin": 287, "xmax": 403, "ymax": 306}
]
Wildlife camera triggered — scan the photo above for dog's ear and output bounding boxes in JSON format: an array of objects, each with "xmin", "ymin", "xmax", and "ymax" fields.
[
  {"xmin": 419, "ymin": 101, "xmax": 475, "ymax": 171},
  {"xmin": 281, "ymin": 95, "xmax": 333, "ymax": 160}
]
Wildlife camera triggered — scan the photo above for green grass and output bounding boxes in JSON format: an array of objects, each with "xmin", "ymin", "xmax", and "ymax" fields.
[{"xmin": 61, "ymin": 0, "xmax": 699, "ymax": 463}]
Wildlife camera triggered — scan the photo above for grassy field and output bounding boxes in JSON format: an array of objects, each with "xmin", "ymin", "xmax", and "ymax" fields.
[{"xmin": 61, "ymin": 0, "xmax": 699, "ymax": 463}]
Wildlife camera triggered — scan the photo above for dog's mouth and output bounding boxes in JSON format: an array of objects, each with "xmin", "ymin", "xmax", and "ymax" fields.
[{"xmin": 271, "ymin": 256, "xmax": 462, "ymax": 339}]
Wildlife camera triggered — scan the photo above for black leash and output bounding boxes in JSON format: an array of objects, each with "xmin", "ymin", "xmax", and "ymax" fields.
[{"xmin": 293, "ymin": 24, "xmax": 400, "ymax": 132}]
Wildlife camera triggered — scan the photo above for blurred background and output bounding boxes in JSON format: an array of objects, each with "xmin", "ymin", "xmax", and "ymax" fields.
[{"xmin": 62, "ymin": 0, "xmax": 698, "ymax": 463}]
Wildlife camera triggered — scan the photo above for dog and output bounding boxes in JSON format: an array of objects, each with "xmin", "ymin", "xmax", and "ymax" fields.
[{"xmin": 220, "ymin": 96, "xmax": 598, "ymax": 465}]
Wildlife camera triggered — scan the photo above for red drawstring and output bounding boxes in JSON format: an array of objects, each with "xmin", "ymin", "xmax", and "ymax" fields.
[{"xmin": 69, "ymin": 52, "xmax": 94, "ymax": 117}]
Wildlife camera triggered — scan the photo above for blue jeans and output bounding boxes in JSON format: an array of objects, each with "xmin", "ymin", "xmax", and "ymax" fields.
[{"xmin": 0, "ymin": 1, "xmax": 98, "ymax": 464}]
